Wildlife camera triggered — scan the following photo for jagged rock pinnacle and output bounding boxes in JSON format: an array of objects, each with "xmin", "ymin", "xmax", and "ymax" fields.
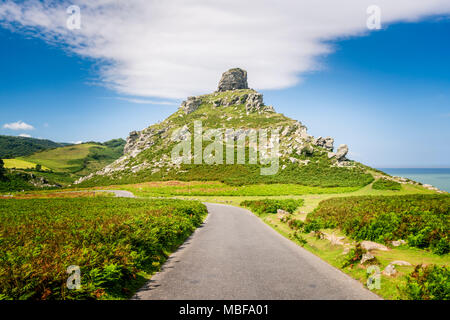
[{"xmin": 217, "ymin": 68, "xmax": 248, "ymax": 92}]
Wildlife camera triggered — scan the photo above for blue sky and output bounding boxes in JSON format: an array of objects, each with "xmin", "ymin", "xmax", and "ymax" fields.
[{"xmin": 1, "ymin": 12, "xmax": 449, "ymax": 167}]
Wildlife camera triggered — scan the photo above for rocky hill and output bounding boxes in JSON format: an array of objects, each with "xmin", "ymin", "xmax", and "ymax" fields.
[{"xmin": 76, "ymin": 68, "xmax": 373, "ymax": 187}]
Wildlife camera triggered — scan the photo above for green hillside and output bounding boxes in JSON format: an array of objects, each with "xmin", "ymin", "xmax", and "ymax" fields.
[
  {"xmin": 22, "ymin": 140, "xmax": 124, "ymax": 175},
  {"xmin": 1, "ymin": 139, "xmax": 125, "ymax": 189},
  {"xmin": 0, "ymin": 135, "xmax": 68, "ymax": 158},
  {"xmin": 77, "ymin": 88, "xmax": 373, "ymax": 188}
]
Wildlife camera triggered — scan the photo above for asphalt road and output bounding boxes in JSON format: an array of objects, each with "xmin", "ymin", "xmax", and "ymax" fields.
[
  {"xmin": 100, "ymin": 190, "xmax": 136, "ymax": 198},
  {"xmin": 133, "ymin": 203, "xmax": 380, "ymax": 300}
]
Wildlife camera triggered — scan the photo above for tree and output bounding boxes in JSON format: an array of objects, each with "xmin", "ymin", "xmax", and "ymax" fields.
[
  {"xmin": 0, "ymin": 159, "xmax": 6, "ymax": 180},
  {"xmin": 35, "ymin": 164, "xmax": 42, "ymax": 172}
]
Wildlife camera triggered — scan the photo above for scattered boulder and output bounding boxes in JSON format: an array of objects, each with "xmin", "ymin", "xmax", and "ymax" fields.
[
  {"xmin": 323, "ymin": 232, "xmax": 346, "ymax": 245},
  {"xmin": 217, "ymin": 68, "xmax": 248, "ymax": 92},
  {"xmin": 335, "ymin": 144, "xmax": 348, "ymax": 161},
  {"xmin": 302, "ymin": 144, "xmax": 314, "ymax": 156},
  {"xmin": 180, "ymin": 96, "xmax": 202, "ymax": 114},
  {"xmin": 391, "ymin": 239, "xmax": 407, "ymax": 247},
  {"xmin": 360, "ymin": 253, "xmax": 375, "ymax": 264},
  {"xmin": 276, "ymin": 209, "xmax": 289, "ymax": 219},
  {"xmin": 382, "ymin": 264, "xmax": 397, "ymax": 276},
  {"xmin": 361, "ymin": 241, "xmax": 389, "ymax": 252},
  {"xmin": 390, "ymin": 260, "xmax": 412, "ymax": 266}
]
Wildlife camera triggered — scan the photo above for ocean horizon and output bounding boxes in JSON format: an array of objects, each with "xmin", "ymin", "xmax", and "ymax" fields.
[{"xmin": 378, "ymin": 168, "xmax": 450, "ymax": 193}]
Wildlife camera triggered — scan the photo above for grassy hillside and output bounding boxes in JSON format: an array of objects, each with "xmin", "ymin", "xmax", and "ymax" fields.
[
  {"xmin": 0, "ymin": 135, "xmax": 68, "ymax": 158},
  {"xmin": 77, "ymin": 89, "xmax": 374, "ymax": 189},
  {"xmin": 23, "ymin": 139, "xmax": 123, "ymax": 173},
  {"xmin": 1, "ymin": 139, "xmax": 125, "ymax": 189}
]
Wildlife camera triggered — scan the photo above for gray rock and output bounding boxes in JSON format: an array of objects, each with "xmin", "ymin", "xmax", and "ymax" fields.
[
  {"xmin": 180, "ymin": 96, "xmax": 202, "ymax": 114},
  {"xmin": 302, "ymin": 144, "xmax": 314, "ymax": 156},
  {"xmin": 361, "ymin": 240, "xmax": 389, "ymax": 251},
  {"xmin": 124, "ymin": 131, "xmax": 140, "ymax": 154},
  {"xmin": 360, "ymin": 253, "xmax": 375, "ymax": 264},
  {"xmin": 390, "ymin": 260, "xmax": 412, "ymax": 266},
  {"xmin": 382, "ymin": 264, "xmax": 397, "ymax": 276},
  {"xmin": 245, "ymin": 92, "xmax": 264, "ymax": 113},
  {"xmin": 313, "ymin": 136, "xmax": 334, "ymax": 151},
  {"xmin": 323, "ymin": 232, "xmax": 346, "ymax": 245},
  {"xmin": 217, "ymin": 68, "xmax": 248, "ymax": 92},
  {"xmin": 335, "ymin": 144, "xmax": 349, "ymax": 161},
  {"xmin": 391, "ymin": 240, "xmax": 407, "ymax": 247},
  {"xmin": 324, "ymin": 137, "xmax": 334, "ymax": 150},
  {"xmin": 276, "ymin": 209, "xmax": 289, "ymax": 219}
]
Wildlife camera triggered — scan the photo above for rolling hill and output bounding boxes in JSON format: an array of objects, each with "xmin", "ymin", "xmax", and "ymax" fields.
[
  {"xmin": 0, "ymin": 135, "xmax": 69, "ymax": 158},
  {"xmin": 1, "ymin": 139, "xmax": 126, "ymax": 189}
]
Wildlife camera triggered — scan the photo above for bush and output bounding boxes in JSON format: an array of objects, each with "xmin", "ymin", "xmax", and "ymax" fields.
[
  {"xmin": 0, "ymin": 159, "xmax": 6, "ymax": 181},
  {"xmin": 404, "ymin": 265, "xmax": 449, "ymax": 300},
  {"xmin": 285, "ymin": 217, "xmax": 304, "ymax": 230},
  {"xmin": 372, "ymin": 178, "xmax": 401, "ymax": 191},
  {"xmin": 240, "ymin": 198, "xmax": 304, "ymax": 215},
  {"xmin": 341, "ymin": 243, "xmax": 367, "ymax": 268},
  {"xmin": 306, "ymin": 194, "xmax": 450, "ymax": 254},
  {"xmin": 290, "ymin": 232, "xmax": 307, "ymax": 246},
  {"xmin": 0, "ymin": 198, "xmax": 207, "ymax": 300}
]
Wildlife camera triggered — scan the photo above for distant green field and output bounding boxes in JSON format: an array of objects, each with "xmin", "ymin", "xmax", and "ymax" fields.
[
  {"xmin": 0, "ymin": 140, "xmax": 125, "ymax": 190},
  {"xmin": 20, "ymin": 143, "xmax": 100, "ymax": 173},
  {"xmin": 3, "ymin": 159, "xmax": 51, "ymax": 171}
]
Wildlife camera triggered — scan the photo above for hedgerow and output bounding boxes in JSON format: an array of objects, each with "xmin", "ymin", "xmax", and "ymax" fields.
[
  {"xmin": 305, "ymin": 194, "xmax": 450, "ymax": 254},
  {"xmin": 0, "ymin": 198, "xmax": 207, "ymax": 300}
]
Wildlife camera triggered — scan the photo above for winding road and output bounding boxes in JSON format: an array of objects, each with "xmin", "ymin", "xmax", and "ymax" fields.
[
  {"xmin": 132, "ymin": 203, "xmax": 380, "ymax": 300},
  {"xmin": 100, "ymin": 190, "xmax": 136, "ymax": 198}
]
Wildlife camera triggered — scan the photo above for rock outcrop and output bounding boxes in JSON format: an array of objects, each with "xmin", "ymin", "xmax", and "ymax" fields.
[
  {"xmin": 335, "ymin": 144, "xmax": 349, "ymax": 161},
  {"xmin": 313, "ymin": 136, "xmax": 334, "ymax": 151},
  {"xmin": 217, "ymin": 68, "xmax": 248, "ymax": 91},
  {"xmin": 180, "ymin": 96, "xmax": 202, "ymax": 115}
]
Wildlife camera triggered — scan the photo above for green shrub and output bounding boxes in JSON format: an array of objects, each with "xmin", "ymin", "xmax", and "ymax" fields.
[
  {"xmin": 306, "ymin": 194, "xmax": 450, "ymax": 254},
  {"xmin": 372, "ymin": 178, "xmax": 401, "ymax": 190},
  {"xmin": 240, "ymin": 198, "xmax": 304, "ymax": 215},
  {"xmin": 0, "ymin": 198, "xmax": 207, "ymax": 300},
  {"xmin": 341, "ymin": 243, "xmax": 367, "ymax": 268},
  {"xmin": 404, "ymin": 265, "xmax": 449, "ymax": 300},
  {"xmin": 290, "ymin": 232, "xmax": 307, "ymax": 246},
  {"xmin": 285, "ymin": 217, "xmax": 304, "ymax": 230}
]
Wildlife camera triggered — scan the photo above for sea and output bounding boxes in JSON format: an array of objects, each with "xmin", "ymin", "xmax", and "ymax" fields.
[{"xmin": 378, "ymin": 168, "xmax": 450, "ymax": 193}]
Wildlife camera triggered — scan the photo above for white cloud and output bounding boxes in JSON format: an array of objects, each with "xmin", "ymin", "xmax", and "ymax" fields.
[
  {"xmin": 18, "ymin": 133, "xmax": 32, "ymax": 138},
  {"xmin": 1, "ymin": 0, "xmax": 449, "ymax": 99},
  {"xmin": 3, "ymin": 121, "xmax": 34, "ymax": 130}
]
